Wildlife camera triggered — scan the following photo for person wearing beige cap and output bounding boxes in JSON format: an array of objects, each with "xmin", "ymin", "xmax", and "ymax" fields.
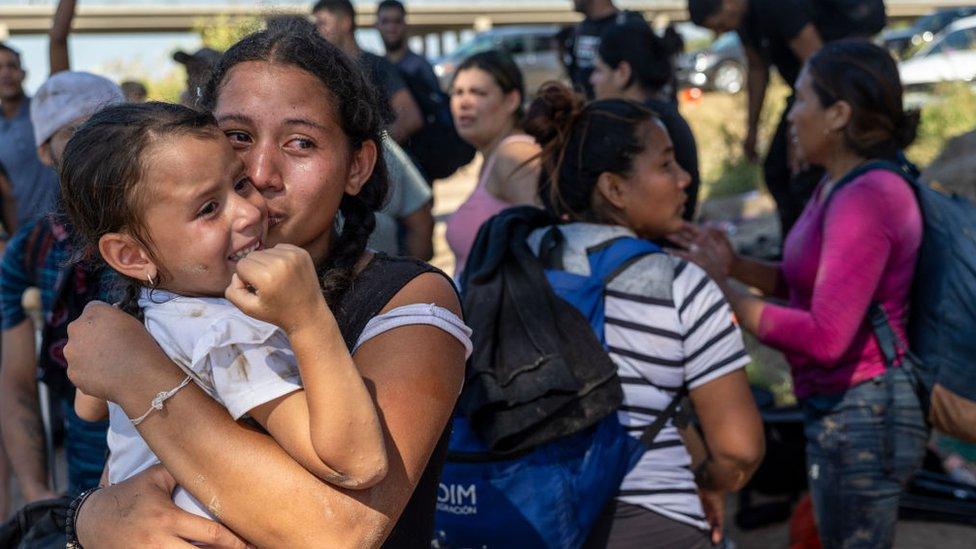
[
  {"xmin": 30, "ymin": 71, "xmax": 125, "ymax": 166},
  {"xmin": 0, "ymin": 70, "xmax": 124, "ymax": 504}
]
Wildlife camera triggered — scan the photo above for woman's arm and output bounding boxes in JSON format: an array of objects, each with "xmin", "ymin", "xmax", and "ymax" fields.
[
  {"xmin": 753, "ymin": 178, "xmax": 915, "ymax": 364},
  {"xmin": 49, "ymin": 0, "xmax": 77, "ymax": 75},
  {"xmin": 490, "ymin": 139, "xmax": 542, "ymax": 206},
  {"xmin": 0, "ymin": 169, "xmax": 17, "ymax": 234},
  {"xmin": 689, "ymin": 370, "xmax": 765, "ymax": 492},
  {"xmin": 674, "ymin": 262, "xmax": 765, "ymax": 489},
  {"xmin": 729, "ymin": 255, "xmax": 784, "ymax": 298},
  {"xmin": 68, "ymin": 273, "xmax": 465, "ymax": 547},
  {"xmin": 1, "ymin": 321, "xmax": 57, "ymax": 502},
  {"xmin": 77, "ymin": 464, "xmax": 249, "ymax": 549},
  {"xmin": 74, "ymin": 389, "xmax": 108, "ymax": 421}
]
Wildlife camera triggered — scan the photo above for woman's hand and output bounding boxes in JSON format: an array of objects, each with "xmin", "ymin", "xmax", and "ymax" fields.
[
  {"xmin": 225, "ymin": 244, "xmax": 330, "ymax": 335},
  {"xmin": 65, "ymin": 301, "xmax": 161, "ymax": 402},
  {"xmin": 698, "ymin": 488, "xmax": 726, "ymax": 545},
  {"xmin": 667, "ymin": 222, "xmax": 738, "ymax": 282},
  {"xmin": 76, "ymin": 465, "xmax": 250, "ymax": 549}
]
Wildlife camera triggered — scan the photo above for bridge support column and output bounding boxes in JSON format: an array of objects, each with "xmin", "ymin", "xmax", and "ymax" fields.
[{"xmin": 473, "ymin": 16, "xmax": 492, "ymax": 32}]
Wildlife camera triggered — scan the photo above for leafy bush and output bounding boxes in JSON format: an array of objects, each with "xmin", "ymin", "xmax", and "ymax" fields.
[
  {"xmin": 195, "ymin": 15, "xmax": 264, "ymax": 51},
  {"xmin": 907, "ymin": 82, "xmax": 976, "ymax": 168},
  {"xmin": 688, "ymin": 81, "xmax": 976, "ymax": 201},
  {"xmin": 702, "ymin": 120, "xmax": 763, "ymax": 199}
]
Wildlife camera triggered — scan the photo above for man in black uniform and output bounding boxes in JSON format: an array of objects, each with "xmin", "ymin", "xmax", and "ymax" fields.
[
  {"xmin": 313, "ymin": 0, "xmax": 423, "ymax": 145},
  {"xmin": 375, "ymin": 0, "xmax": 473, "ymax": 181},
  {"xmin": 690, "ymin": 0, "xmax": 825, "ymax": 238},
  {"xmin": 690, "ymin": 0, "xmax": 885, "ymax": 238},
  {"xmin": 566, "ymin": 0, "xmax": 649, "ymax": 99}
]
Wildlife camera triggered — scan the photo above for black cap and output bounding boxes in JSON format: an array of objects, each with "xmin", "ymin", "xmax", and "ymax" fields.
[{"xmin": 172, "ymin": 47, "xmax": 221, "ymax": 67}]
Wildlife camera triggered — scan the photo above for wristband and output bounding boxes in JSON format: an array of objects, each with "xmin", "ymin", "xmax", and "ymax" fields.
[
  {"xmin": 130, "ymin": 374, "xmax": 193, "ymax": 426},
  {"xmin": 66, "ymin": 485, "xmax": 102, "ymax": 549}
]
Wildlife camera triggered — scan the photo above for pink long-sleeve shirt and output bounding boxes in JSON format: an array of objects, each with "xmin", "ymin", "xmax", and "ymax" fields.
[{"xmin": 758, "ymin": 169, "xmax": 922, "ymax": 399}]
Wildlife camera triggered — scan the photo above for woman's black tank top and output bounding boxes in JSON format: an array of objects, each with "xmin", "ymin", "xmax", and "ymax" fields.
[{"xmin": 333, "ymin": 253, "xmax": 453, "ymax": 548}]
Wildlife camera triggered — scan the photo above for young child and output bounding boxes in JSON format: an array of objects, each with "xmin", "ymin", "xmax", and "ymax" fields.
[{"xmin": 60, "ymin": 102, "xmax": 389, "ymax": 519}]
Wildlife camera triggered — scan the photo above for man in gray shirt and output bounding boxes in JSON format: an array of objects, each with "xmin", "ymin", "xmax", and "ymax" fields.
[{"xmin": 0, "ymin": 44, "xmax": 60, "ymax": 229}]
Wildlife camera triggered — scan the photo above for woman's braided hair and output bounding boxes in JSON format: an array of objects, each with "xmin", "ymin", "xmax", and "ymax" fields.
[{"xmin": 199, "ymin": 20, "xmax": 389, "ymax": 306}]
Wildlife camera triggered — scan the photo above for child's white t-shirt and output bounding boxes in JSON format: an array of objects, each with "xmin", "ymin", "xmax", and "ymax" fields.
[
  {"xmin": 105, "ymin": 288, "xmax": 473, "ymax": 520},
  {"xmin": 106, "ymin": 289, "xmax": 303, "ymax": 519}
]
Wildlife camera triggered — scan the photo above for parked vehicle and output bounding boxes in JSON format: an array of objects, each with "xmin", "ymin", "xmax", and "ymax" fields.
[
  {"xmin": 882, "ymin": 7, "xmax": 976, "ymax": 58},
  {"xmin": 899, "ymin": 15, "xmax": 976, "ymax": 91},
  {"xmin": 675, "ymin": 32, "xmax": 746, "ymax": 94},
  {"xmin": 433, "ymin": 25, "xmax": 567, "ymax": 95}
]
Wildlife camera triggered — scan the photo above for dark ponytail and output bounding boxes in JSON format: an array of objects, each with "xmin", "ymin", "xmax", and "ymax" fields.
[
  {"xmin": 598, "ymin": 23, "xmax": 682, "ymax": 93},
  {"xmin": 807, "ymin": 39, "xmax": 919, "ymax": 160},
  {"xmin": 200, "ymin": 19, "xmax": 388, "ymax": 306},
  {"xmin": 524, "ymin": 82, "xmax": 657, "ymax": 220}
]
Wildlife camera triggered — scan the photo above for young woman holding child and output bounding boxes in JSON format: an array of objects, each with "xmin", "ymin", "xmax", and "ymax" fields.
[
  {"xmin": 64, "ymin": 101, "xmax": 404, "ymax": 518},
  {"xmin": 63, "ymin": 22, "xmax": 469, "ymax": 548}
]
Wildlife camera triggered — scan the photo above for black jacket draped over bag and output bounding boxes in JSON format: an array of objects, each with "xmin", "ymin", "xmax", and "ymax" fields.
[{"xmin": 458, "ymin": 206, "xmax": 622, "ymax": 454}]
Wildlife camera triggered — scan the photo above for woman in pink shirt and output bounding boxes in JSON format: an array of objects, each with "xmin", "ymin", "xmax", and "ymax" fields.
[
  {"xmin": 445, "ymin": 51, "xmax": 541, "ymax": 276},
  {"xmin": 673, "ymin": 41, "xmax": 927, "ymax": 548}
]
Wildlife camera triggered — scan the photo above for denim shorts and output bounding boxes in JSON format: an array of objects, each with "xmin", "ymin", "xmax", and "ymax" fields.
[{"xmin": 801, "ymin": 367, "xmax": 928, "ymax": 548}]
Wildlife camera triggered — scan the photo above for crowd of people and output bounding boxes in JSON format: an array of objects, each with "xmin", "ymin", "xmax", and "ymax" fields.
[{"xmin": 0, "ymin": 0, "xmax": 959, "ymax": 547}]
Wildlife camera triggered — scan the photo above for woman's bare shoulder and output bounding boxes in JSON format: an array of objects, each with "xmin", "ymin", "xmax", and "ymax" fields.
[{"xmin": 381, "ymin": 270, "xmax": 461, "ymax": 316}]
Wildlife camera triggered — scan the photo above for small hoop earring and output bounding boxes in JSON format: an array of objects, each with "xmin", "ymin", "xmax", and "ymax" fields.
[{"xmin": 147, "ymin": 272, "xmax": 157, "ymax": 288}]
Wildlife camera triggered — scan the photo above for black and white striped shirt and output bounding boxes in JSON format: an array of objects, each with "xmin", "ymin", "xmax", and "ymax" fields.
[{"xmin": 529, "ymin": 223, "xmax": 750, "ymax": 531}]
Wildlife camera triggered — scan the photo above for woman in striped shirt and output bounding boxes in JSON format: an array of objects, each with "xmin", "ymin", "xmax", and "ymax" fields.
[{"xmin": 523, "ymin": 84, "xmax": 764, "ymax": 548}]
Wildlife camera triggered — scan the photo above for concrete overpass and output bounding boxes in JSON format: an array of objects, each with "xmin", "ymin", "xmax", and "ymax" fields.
[{"xmin": 1, "ymin": 1, "xmax": 971, "ymax": 36}]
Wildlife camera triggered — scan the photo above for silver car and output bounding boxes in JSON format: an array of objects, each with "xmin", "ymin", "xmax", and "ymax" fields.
[
  {"xmin": 433, "ymin": 25, "xmax": 568, "ymax": 96},
  {"xmin": 900, "ymin": 15, "xmax": 976, "ymax": 91}
]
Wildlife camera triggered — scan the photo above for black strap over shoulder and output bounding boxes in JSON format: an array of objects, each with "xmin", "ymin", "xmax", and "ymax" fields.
[
  {"xmin": 537, "ymin": 227, "xmax": 566, "ymax": 271},
  {"xmin": 333, "ymin": 253, "xmax": 454, "ymax": 351},
  {"xmin": 824, "ymin": 158, "xmax": 918, "ymax": 205},
  {"xmin": 868, "ymin": 303, "xmax": 902, "ymax": 368},
  {"xmin": 640, "ymin": 386, "xmax": 689, "ymax": 447}
]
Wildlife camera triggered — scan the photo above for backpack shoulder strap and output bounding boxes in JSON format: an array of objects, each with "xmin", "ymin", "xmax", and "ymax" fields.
[
  {"xmin": 868, "ymin": 302, "xmax": 902, "ymax": 367},
  {"xmin": 537, "ymin": 226, "xmax": 566, "ymax": 271},
  {"xmin": 825, "ymin": 159, "xmax": 917, "ymax": 205},
  {"xmin": 583, "ymin": 236, "xmax": 682, "ymax": 446},
  {"xmin": 586, "ymin": 236, "xmax": 663, "ymax": 284},
  {"xmin": 640, "ymin": 385, "xmax": 689, "ymax": 446}
]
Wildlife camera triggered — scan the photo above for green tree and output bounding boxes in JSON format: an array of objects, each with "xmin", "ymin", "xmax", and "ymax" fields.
[{"xmin": 194, "ymin": 14, "xmax": 264, "ymax": 52}]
